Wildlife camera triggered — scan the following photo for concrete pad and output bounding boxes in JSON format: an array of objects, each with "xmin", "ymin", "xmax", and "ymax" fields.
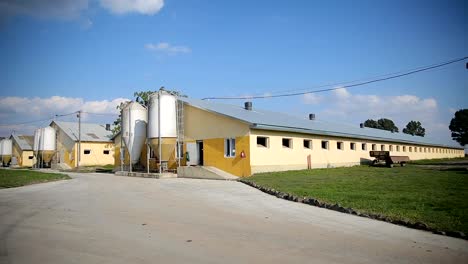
[
  {"xmin": 0, "ymin": 172, "xmax": 467, "ymax": 264},
  {"xmin": 178, "ymin": 166, "xmax": 239, "ymax": 180}
]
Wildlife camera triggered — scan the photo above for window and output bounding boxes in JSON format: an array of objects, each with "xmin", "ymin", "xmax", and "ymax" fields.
[
  {"xmin": 282, "ymin": 138, "xmax": 292, "ymax": 148},
  {"xmin": 28, "ymin": 156, "xmax": 34, "ymax": 159},
  {"xmin": 350, "ymin": 142, "xmax": 356, "ymax": 150},
  {"xmin": 419, "ymin": 147, "xmax": 422, "ymax": 152},
  {"xmin": 361, "ymin": 143, "xmax": 367, "ymax": 151},
  {"xmin": 372, "ymin": 144, "xmax": 376, "ymax": 151},
  {"xmin": 415, "ymin": 147, "xmax": 418, "ymax": 153},
  {"xmin": 381, "ymin": 145, "xmax": 385, "ymax": 151},
  {"xmin": 257, "ymin": 137, "xmax": 269, "ymax": 148},
  {"xmin": 337, "ymin": 141, "xmax": 344, "ymax": 150},
  {"xmin": 303, "ymin": 139, "xmax": 312, "ymax": 149},
  {"xmin": 396, "ymin": 145, "xmax": 400, "ymax": 152},
  {"xmin": 403, "ymin": 146, "xmax": 406, "ymax": 152},
  {"xmin": 321, "ymin": 141, "xmax": 329, "ymax": 150},
  {"xmin": 409, "ymin": 147, "xmax": 412, "ymax": 152},
  {"xmin": 103, "ymin": 150, "xmax": 110, "ymax": 155},
  {"xmin": 84, "ymin": 150, "xmax": 91, "ymax": 155},
  {"xmin": 176, "ymin": 142, "xmax": 184, "ymax": 159},
  {"xmin": 389, "ymin": 145, "xmax": 393, "ymax": 151},
  {"xmin": 225, "ymin": 138, "xmax": 236, "ymax": 157}
]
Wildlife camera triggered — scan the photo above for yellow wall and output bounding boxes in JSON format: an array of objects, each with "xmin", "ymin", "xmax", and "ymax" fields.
[
  {"xmin": 203, "ymin": 136, "xmax": 251, "ymax": 177},
  {"xmin": 250, "ymin": 129, "xmax": 464, "ymax": 173},
  {"xmin": 11, "ymin": 141, "xmax": 34, "ymax": 167},
  {"xmin": 76, "ymin": 142, "xmax": 114, "ymax": 166},
  {"xmin": 184, "ymin": 105, "xmax": 250, "ymax": 141}
]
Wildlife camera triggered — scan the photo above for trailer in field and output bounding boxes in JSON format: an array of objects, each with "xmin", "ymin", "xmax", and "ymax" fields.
[{"xmin": 369, "ymin": 151, "xmax": 410, "ymax": 168}]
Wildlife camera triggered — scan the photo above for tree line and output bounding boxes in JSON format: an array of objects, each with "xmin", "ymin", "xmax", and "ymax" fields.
[
  {"xmin": 363, "ymin": 118, "xmax": 425, "ymax": 137},
  {"xmin": 364, "ymin": 109, "xmax": 467, "ymax": 147}
]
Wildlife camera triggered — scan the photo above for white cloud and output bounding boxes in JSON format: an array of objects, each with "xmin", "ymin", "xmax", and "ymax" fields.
[
  {"xmin": 145, "ymin": 42, "xmax": 191, "ymax": 55},
  {"xmin": 301, "ymin": 88, "xmax": 457, "ymax": 144},
  {"xmin": 100, "ymin": 0, "xmax": 164, "ymax": 15},
  {"xmin": 333, "ymin": 87, "xmax": 350, "ymax": 99},
  {"xmin": 0, "ymin": 96, "xmax": 129, "ymax": 137},
  {"xmin": 302, "ymin": 93, "xmax": 321, "ymax": 105}
]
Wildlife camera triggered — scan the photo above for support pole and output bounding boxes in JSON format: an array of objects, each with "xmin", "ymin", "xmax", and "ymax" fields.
[
  {"xmin": 120, "ymin": 124, "xmax": 124, "ymax": 172},
  {"xmin": 147, "ymin": 143, "xmax": 150, "ymax": 174},
  {"xmin": 158, "ymin": 91, "xmax": 162, "ymax": 174},
  {"xmin": 77, "ymin": 110, "xmax": 81, "ymax": 169}
]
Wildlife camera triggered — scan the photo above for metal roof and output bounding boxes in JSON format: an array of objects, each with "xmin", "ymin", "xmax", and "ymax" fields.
[
  {"xmin": 51, "ymin": 121, "xmax": 113, "ymax": 143},
  {"xmin": 10, "ymin": 134, "xmax": 34, "ymax": 150},
  {"xmin": 179, "ymin": 97, "xmax": 462, "ymax": 149}
]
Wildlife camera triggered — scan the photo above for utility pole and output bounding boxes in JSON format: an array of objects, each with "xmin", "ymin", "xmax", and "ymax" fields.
[
  {"xmin": 128, "ymin": 106, "xmax": 132, "ymax": 173},
  {"xmin": 77, "ymin": 110, "xmax": 81, "ymax": 169}
]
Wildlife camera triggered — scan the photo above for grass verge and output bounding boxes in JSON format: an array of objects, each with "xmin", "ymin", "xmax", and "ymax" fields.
[
  {"xmin": 0, "ymin": 169, "xmax": 71, "ymax": 188},
  {"xmin": 244, "ymin": 165, "xmax": 468, "ymax": 234}
]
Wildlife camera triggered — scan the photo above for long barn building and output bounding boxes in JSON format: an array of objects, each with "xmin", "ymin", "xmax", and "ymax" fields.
[{"xmin": 113, "ymin": 94, "xmax": 463, "ymax": 177}]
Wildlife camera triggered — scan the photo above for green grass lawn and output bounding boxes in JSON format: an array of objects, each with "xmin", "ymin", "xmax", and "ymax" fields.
[
  {"xmin": 244, "ymin": 165, "xmax": 468, "ymax": 234},
  {"xmin": 409, "ymin": 157, "xmax": 468, "ymax": 165},
  {"xmin": 0, "ymin": 169, "xmax": 71, "ymax": 188}
]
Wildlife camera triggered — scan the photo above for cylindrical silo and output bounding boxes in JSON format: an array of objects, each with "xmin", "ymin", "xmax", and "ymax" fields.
[
  {"xmin": 33, "ymin": 128, "xmax": 41, "ymax": 153},
  {"xmin": 39, "ymin": 127, "xmax": 56, "ymax": 165},
  {"xmin": 147, "ymin": 91, "xmax": 177, "ymax": 164},
  {"xmin": 121, "ymin": 102, "xmax": 148, "ymax": 165},
  {"xmin": 1, "ymin": 139, "xmax": 12, "ymax": 166}
]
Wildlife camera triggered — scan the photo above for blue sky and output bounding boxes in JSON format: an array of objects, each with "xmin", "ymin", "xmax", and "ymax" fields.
[{"xmin": 0, "ymin": 0, "xmax": 467, "ymax": 145}]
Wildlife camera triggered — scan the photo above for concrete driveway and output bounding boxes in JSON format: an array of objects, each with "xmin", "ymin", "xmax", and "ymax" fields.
[{"xmin": 1, "ymin": 172, "xmax": 467, "ymax": 264}]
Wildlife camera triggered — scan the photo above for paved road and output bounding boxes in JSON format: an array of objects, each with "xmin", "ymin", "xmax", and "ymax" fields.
[{"xmin": 1, "ymin": 172, "xmax": 467, "ymax": 264}]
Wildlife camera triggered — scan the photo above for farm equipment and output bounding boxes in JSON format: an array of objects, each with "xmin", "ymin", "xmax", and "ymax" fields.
[{"xmin": 369, "ymin": 151, "xmax": 410, "ymax": 168}]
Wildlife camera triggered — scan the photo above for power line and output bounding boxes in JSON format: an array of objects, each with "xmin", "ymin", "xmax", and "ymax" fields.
[
  {"xmin": 82, "ymin": 111, "xmax": 119, "ymax": 116},
  {"xmin": 55, "ymin": 111, "xmax": 79, "ymax": 117},
  {"xmin": 202, "ymin": 56, "xmax": 468, "ymax": 100}
]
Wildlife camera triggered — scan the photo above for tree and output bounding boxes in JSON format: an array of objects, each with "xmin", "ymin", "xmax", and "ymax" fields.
[
  {"xmin": 363, "ymin": 118, "xmax": 399, "ymax": 133},
  {"xmin": 449, "ymin": 109, "xmax": 468, "ymax": 146},
  {"xmin": 402, "ymin": 120, "xmax": 425, "ymax": 137},
  {"xmin": 112, "ymin": 87, "xmax": 186, "ymax": 135},
  {"xmin": 364, "ymin": 119, "xmax": 379, "ymax": 129}
]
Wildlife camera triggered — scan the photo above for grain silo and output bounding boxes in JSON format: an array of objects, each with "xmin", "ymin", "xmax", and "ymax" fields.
[
  {"xmin": 39, "ymin": 127, "xmax": 56, "ymax": 167},
  {"xmin": 0, "ymin": 139, "xmax": 12, "ymax": 166},
  {"xmin": 121, "ymin": 101, "xmax": 148, "ymax": 171},
  {"xmin": 148, "ymin": 91, "xmax": 178, "ymax": 172}
]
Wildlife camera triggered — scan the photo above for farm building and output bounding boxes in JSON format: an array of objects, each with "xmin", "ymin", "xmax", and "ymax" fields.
[
  {"xmin": 50, "ymin": 121, "xmax": 115, "ymax": 168},
  {"xmin": 113, "ymin": 92, "xmax": 464, "ymax": 177},
  {"xmin": 10, "ymin": 134, "xmax": 34, "ymax": 167}
]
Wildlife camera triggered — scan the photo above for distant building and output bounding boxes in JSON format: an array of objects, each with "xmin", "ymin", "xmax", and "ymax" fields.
[
  {"xmin": 10, "ymin": 134, "xmax": 34, "ymax": 167},
  {"xmin": 50, "ymin": 121, "xmax": 114, "ymax": 168},
  {"xmin": 113, "ymin": 95, "xmax": 464, "ymax": 177}
]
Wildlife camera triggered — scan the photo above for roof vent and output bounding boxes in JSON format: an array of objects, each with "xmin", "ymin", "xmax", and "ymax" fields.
[
  {"xmin": 244, "ymin": 101, "xmax": 252, "ymax": 111},
  {"xmin": 360, "ymin": 123, "xmax": 364, "ymax": 128},
  {"xmin": 105, "ymin": 124, "xmax": 111, "ymax": 131},
  {"xmin": 309, "ymin": 114, "xmax": 315, "ymax": 120}
]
